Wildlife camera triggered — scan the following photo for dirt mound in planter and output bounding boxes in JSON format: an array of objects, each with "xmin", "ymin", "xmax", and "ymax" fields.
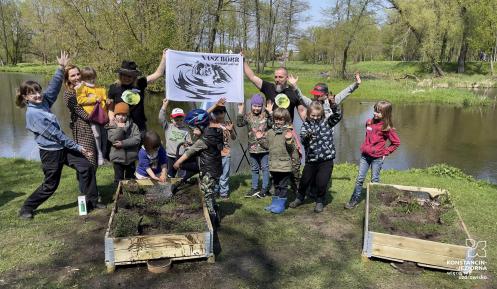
[
  {"xmin": 111, "ymin": 180, "xmax": 207, "ymax": 237},
  {"xmin": 369, "ymin": 185, "xmax": 467, "ymax": 245}
]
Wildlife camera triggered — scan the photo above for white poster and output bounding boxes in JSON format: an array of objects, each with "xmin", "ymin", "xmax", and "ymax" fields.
[{"xmin": 165, "ymin": 50, "xmax": 244, "ymax": 103}]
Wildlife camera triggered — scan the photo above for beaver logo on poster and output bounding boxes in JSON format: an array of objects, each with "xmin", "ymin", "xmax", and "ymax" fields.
[{"xmin": 166, "ymin": 50, "xmax": 244, "ymax": 103}]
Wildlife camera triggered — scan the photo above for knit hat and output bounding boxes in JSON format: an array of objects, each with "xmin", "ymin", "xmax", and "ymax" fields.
[
  {"xmin": 114, "ymin": 102, "xmax": 129, "ymax": 115},
  {"xmin": 250, "ymin": 94, "xmax": 264, "ymax": 106}
]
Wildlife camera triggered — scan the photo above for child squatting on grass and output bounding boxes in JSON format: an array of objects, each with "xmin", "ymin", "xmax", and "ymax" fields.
[
  {"xmin": 173, "ymin": 109, "xmax": 224, "ymax": 227},
  {"xmin": 264, "ymin": 108, "xmax": 299, "ymax": 214},
  {"xmin": 345, "ymin": 100, "xmax": 400, "ymax": 209},
  {"xmin": 237, "ymin": 94, "xmax": 273, "ymax": 198},
  {"xmin": 16, "ymin": 51, "xmax": 102, "ymax": 219},
  {"xmin": 75, "ymin": 66, "xmax": 109, "ymax": 165},
  {"xmin": 106, "ymin": 102, "xmax": 141, "ymax": 185},
  {"xmin": 135, "ymin": 131, "xmax": 168, "ymax": 182},
  {"xmin": 289, "ymin": 99, "xmax": 342, "ymax": 213}
]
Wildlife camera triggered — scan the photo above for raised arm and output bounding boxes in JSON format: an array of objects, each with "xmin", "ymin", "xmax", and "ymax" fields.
[
  {"xmin": 207, "ymin": 97, "xmax": 226, "ymax": 113},
  {"xmin": 334, "ymin": 72, "xmax": 361, "ymax": 105},
  {"xmin": 147, "ymin": 49, "xmax": 167, "ymax": 83},
  {"xmin": 326, "ymin": 103, "xmax": 342, "ymax": 127},
  {"xmin": 243, "ymin": 60, "xmax": 263, "ymax": 90},
  {"xmin": 159, "ymin": 98, "xmax": 169, "ymax": 129},
  {"xmin": 236, "ymin": 103, "xmax": 248, "ymax": 127},
  {"xmin": 44, "ymin": 51, "xmax": 69, "ymax": 106}
]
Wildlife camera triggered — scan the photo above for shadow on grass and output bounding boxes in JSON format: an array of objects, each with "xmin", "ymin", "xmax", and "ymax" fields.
[
  {"xmin": 36, "ymin": 201, "xmax": 77, "ymax": 214},
  {"xmin": 0, "ymin": 191, "xmax": 25, "ymax": 209}
]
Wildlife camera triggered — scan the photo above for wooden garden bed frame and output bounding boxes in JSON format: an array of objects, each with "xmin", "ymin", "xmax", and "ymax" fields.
[
  {"xmin": 104, "ymin": 179, "xmax": 214, "ymax": 273},
  {"xmin": 363, "ymin": 183, "xmax": 475, "ymax": 274}
]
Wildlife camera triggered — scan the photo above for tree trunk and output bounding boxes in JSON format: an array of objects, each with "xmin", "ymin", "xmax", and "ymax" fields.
[
  {"xmin": 457, "ymin": 41, "xmax": 468, "ymax": 73},
  {"xmin": 439, "ymin": 30, "xmax": 448, "ymax": 62},
  {"xmin": 207, "ymin": 0, "xmax": 223, "ymax": 53},
  {"xmin": 341, "ymin": 43, "xmax": 350, "ymax": 79},
  {"xmin": 457, "ymin": 6, "xmax": 469, "ymax": 74},
  {"xmin": 283, "ymin": 0, "xmax": 294, "ymax": 67},
  {"xmin": 0, "ymin": 0, "xmax": 11, "ymax": 65},
  {"xmin": 254, "ymin": 0, "xmax": 261, "ymax": 72}
]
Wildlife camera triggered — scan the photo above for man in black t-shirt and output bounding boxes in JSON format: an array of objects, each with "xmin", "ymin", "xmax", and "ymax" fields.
[
  {"xmin": 243, "ymin": 60, "xmax": 305, "ymax": 121},
  {"xmin": 108, "ymin": 50, "xmax": 167, "ymax": 134}
]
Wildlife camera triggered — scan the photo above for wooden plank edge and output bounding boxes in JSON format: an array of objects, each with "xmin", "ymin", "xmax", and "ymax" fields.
[
  {"xmin": 370, "ymin": 232, "xmax": 470, "ymax": 258},
  {"xmin": 105, "ymin": 181, "xmax": 122, "ymax": 238}
]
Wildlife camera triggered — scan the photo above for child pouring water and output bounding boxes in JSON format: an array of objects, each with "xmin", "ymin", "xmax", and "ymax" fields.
[
  {"xmin": 107, "ymin": 102, "xmax": 141, "ymax": 185},
  {"xmin": 237, "ymin": 94, "xmax": 273, "ymax": 198},
  {"xmin": 289, "ymin": 100, "xmax": 342, "ymax": 213},
  {"xmin": 345, "ymin": 100, "xmax": 400, "ymax": 209},
  {"xmin": 75, "ymin": 67, "xmax": 108, "ymax": 165},
  {"xmin": 135, "ymin": 131, "xmax": 168, "ymax": 182},
  {"xmin": 264, "ymin": 108, "xmax": 299, "ymax": 214}
]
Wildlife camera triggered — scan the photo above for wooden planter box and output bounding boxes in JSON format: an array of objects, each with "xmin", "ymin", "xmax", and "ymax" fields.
[
  {"xmin": 363, "ymin": 183, "xmax": 475, "ymax": 274},
  {"xmin": 104, "ymin": 179, "xmax": 214, "ymax": 273}
]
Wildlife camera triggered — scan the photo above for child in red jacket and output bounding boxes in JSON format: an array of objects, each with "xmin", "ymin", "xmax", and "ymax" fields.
[{"xmin": 345, "ymin": 100, "xmax": 400, "ymax": 209}]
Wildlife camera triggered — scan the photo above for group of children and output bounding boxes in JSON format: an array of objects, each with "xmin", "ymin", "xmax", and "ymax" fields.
[{"xmin": 16, "ymin": 52, "xmax": 401, "ymax": 222}]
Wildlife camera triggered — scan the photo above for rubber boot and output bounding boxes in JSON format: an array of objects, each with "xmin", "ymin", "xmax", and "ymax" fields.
[
  {"xmin": 270, "ymin": 197, "xmax": 287, "ymax": 214},
  {"xmin": 264, "ymin": 196, "xmax": 279, "ymax": 211}
]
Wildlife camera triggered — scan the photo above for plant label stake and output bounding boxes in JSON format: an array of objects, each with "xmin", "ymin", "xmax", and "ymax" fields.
[{"xmin": 78, "ymin": 196, "xmax": 87, "ymax": 216}]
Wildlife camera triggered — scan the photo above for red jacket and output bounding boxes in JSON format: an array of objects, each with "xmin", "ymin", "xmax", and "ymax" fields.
[{"xmin": 360, "ymin": 119, "xmax": 400, "ymax": 158}]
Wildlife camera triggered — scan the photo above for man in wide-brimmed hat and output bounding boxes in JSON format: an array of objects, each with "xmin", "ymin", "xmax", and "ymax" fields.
[{"xmin": 108, "ymin": 50, "xmax": 167, "ymax": 136}]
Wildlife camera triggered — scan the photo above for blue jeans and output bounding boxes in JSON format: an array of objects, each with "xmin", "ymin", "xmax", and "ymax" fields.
[
  {"xmin": 215, "ymin": 156, "xmax": 230, "ymax": 197},
  {"xmin": 249, "ymin": 152, "xmax": 270, "ymax": 192},
  {"xmin": 350, "ymin": 154, "xmax": 383, "ymax": 201}
]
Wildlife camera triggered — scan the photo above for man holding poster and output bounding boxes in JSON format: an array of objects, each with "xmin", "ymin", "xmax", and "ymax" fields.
[
  {"xmin": 243, "ymin": 58, "xmax": 305, "ymax": 121},
  {"xmin": 165, "ymin": 50, "xmax": 244, "ymax": 103}
]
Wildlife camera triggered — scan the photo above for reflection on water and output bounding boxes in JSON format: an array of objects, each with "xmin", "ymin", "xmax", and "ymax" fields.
[{"xmin": 2, "ymin": 72, "xmax": 497, "ymax": 183}]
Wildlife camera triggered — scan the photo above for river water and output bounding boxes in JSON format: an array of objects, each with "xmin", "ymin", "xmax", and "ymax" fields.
[{"xmin": 2, "ymin": 72, "xmax": 496, "ymax": 183}]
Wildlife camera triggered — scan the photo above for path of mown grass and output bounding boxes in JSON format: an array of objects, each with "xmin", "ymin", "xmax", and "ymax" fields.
[{"xmin": 0, "ymin": 158, "xmax": 495, "ymax": 289}]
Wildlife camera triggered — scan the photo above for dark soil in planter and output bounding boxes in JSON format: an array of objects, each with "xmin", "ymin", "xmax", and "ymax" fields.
[
  {"xmin": 369, "ymin": 185, "xmax": 468, "ymax": 245},
  {"xmin": 111, "ymin": 179, "xmax": 207, "ymax": 237}
]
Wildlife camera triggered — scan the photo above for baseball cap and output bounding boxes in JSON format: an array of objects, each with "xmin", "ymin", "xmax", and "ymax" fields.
[
  {"xmin": 310, "ymin": 83, "xmax": 329, "ymax": 96},
  {"xmin": 171, "ymin": 108, "xmax": 185, "ymax": 118}
]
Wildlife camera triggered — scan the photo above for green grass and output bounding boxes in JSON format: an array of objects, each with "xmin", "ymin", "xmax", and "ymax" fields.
[
  {"xmin": 2, "ymin": 61, "xmax": 495, "ymax": 107},
  {"xmin": 0, "ymin": 158, "xmax": 495, "ymax": 288},
  {"xmin": 0, "ymin": 63, "xmax": 59, "ymax": 74}
]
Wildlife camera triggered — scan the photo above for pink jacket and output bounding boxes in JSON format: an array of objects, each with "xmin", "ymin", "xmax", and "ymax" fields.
[{"xmin": 360, "ymin": 119, "xmax": 400, "ymax": 158}]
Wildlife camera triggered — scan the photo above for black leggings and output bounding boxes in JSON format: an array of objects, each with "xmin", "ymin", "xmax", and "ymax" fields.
[
  {"xmin": 297, "ymin": 159, "xmax": 334, "ymax": 203},
  {"xmin": 271, "ymin": 171, "xmax": 291, "ymax": 198}
]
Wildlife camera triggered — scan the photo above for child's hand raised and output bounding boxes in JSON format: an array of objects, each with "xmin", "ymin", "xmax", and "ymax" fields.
[
  {"xmin": 284, "ymin": 129, "xmax": 293, "ymax": 140},
  {"xmin": 355, "ymin": 72, "xmax": 361, "ymax": 84},
  {"xmin": 216, "ymin": 97, "xmax": 226, "ymax": 107},
  {"xmin": 255, "ymin": 130, "xmax": 265, "ymax": 139},
  {"xmin": 328, "ymin": 94, "xmax": 336, "ymax": 105},
  {"xmin": 238, "ymin": 102, "xmax": 244, "ymax": 114},
  {"xmin": 266, "ymin": 101, "xmax": 273, "ymax": 113}
]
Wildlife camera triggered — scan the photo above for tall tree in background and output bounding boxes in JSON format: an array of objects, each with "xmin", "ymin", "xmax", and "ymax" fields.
[{"xmin": 328, "ymin": 0, "xmax": 376, "ymax": 78}]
